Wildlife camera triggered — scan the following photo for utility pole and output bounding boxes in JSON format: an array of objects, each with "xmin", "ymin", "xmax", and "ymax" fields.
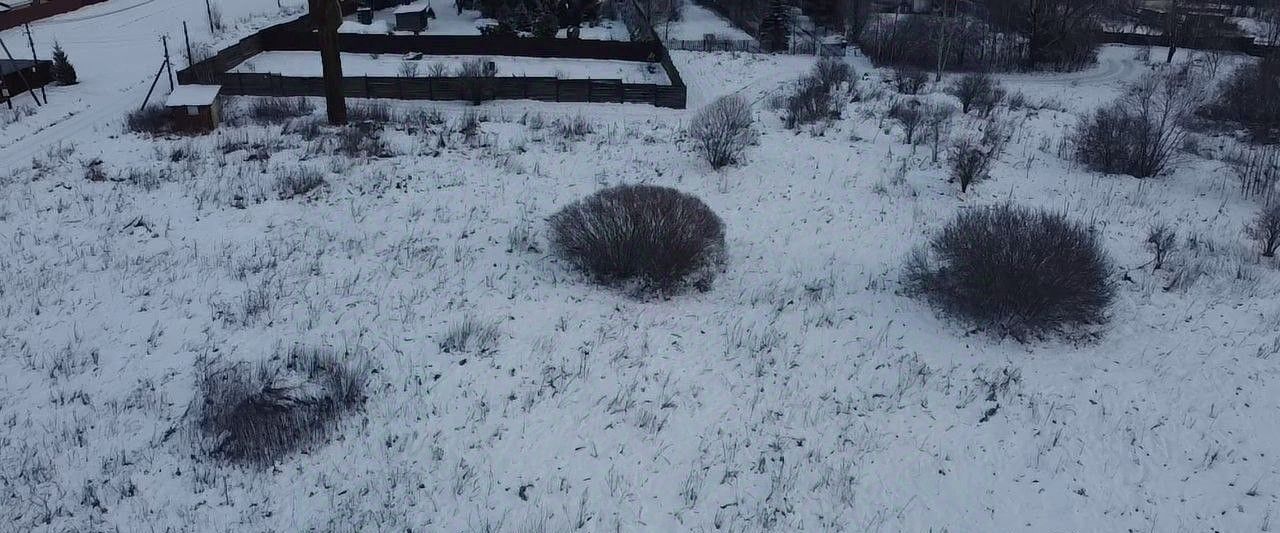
[
  {"xmin": 205, "ymin": 0, "xmax": 216, "ymax": 34},
  {"xmin": 162, "ymin": 35, "xmax": 174, "ymax": 91},
  {"xmin": 23, "ymin": 24, "xmax": 45, "ymax": 102},
  {"xmin": 183, "ymin": 22, "xmax": 194, "ymax": 67},
  {"xmin": 309, "ymin": 0, "xmax": 346, "ymax": 124}
]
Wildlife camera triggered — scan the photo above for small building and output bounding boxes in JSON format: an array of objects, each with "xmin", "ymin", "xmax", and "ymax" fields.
[
  {"xmin": 394, "ymin": 1, "xmax": 433, "ymax": 33},
  {"xmin": 0, "ymin": 58, "xmax": 51, "ymax": 104},
  {"xmin": 164, "ymin": 84, "xmax": 221, "ymax": 133}
]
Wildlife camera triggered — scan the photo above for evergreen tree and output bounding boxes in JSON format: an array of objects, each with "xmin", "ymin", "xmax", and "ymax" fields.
[{"xmin": 50, "ymin": 43, "xmax": 78, "ymax": 86}]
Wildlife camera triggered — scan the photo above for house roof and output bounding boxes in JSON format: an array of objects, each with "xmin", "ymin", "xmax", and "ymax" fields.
[
  {"xmin": 0, "ymin": 59, "xmax": 48, "ymax": 76},
  {"xmin": 165, "ymin": 84, "xmax": 221, "ymax": 107}
]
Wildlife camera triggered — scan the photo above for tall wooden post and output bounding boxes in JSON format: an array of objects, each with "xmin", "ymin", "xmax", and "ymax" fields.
[{"xmin": 309, "ymin": 0, "xmax": 346, "ymax": 125}]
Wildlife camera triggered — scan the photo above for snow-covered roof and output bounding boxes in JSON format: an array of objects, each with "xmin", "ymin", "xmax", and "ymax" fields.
[
  {"xmin": 165, "ymin": 84, "xmax": 221, "ymax": 107},
  {"xmin": 393, "ymin": 1, "xmax": 430, "ymax": 14}
]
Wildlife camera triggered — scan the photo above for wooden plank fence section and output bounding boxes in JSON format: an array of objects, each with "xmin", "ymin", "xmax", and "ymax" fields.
[{"xmin": 177, "ymin": 14, "xmax": 687, "ymax": 108}]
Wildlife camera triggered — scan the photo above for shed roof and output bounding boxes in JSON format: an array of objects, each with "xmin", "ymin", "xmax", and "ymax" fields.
[
  {"xmin": 394, "ymin": 1, "xmax": 430, "ymax": 14},
  {"xmin": 165, "ymin": 84, "xmax": 221, "ymax": 107},
  {"xmin": 0, "ymin": 59, "xmax": 48, "ymax": 76}
]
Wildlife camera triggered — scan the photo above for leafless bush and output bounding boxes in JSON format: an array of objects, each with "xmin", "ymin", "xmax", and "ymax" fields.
[
  {"xmin": 334, "ymin": 125, "xmax": 390, "ymax": 158},
  {"xmin": 1201, "ymin": 54, "xmax": 1280, "ymax": 142},
  {"xmin": 348, "ymin": 101, "xmax": 393, "ymax": 123},
  {"xmin": 924, "ymin": 102, "xmax": 957, "ymax": 162},
  {"xmin": 427, "ymin": 61, "xmax": 448, "ymax": 77},
  {"xmin": 554, "ymin": 114, "xmax": 594, "ymax": 139},
  {"xmin": 1228, "ymin": 145, "xmax": 1280, "ymax": 202},
  {"xmin": 949, "ymin": 137, "xmax": 995, "ymax": 192},
  {"xmin": 812, "ymin": 58, "xmax": 854, "ymax": 91},
  {"xmin": 548, "ymin": 184, "xmax": 726, "ymax": 292},
  {"xmin": 903, "ymin": 204, "xmax": 1113, "ymax": 340},
  {"xmin": 456, "ymin": 58, "xmax": 498, "ymax": 105},
  {"xmin": 1146, "ymin": 222, "xmax": 1176, "ymax": 270},
  {"xmin": 689, "ymin": 94, "xmax": 756, "ymax": 169},
  {"xmin": 398, "ymin": 61, "xmax": 420, "ymax": 77},
  {"xmin": 1073, "ymin": 70, "xmax": 1205, "ymax": 178},
  {"xmin": 83, "ymin": 158, "xmax": 107, "ymax": 182},
  {"xmin": 438, "ymin": 316, "xmax": 501, "ymax": 354},
  {"xmin": 888, "ymin": 99, "xmax": 924, "ymax": 144},
  {"xmin": 193, "ymin": 345, "xmax": 369, "ymax": 466},
  {"xmin": 892, "ymin": 68, "xmax": 929, "ymax": 95},
  {"xmin": 125, "ymin": 104, "xmax": 170, "ymax": 134},
  {"xmin": 275, "ymin": 167, "xmax": 325, "ymax": 199},
  {"xmin": 784, "ymin": 77, "xmax": 841, "ymax": 129},
  {"xmin": 948, "ymin": 73, "xmax": 1006, "ymax": 115},
  {"xmin": 247, "ymin": 97, "xmax": 315, "ymax": 124},
  {"xmin": 1247, "ymin": 203, "xmax": 1280, "ymax": 258}
]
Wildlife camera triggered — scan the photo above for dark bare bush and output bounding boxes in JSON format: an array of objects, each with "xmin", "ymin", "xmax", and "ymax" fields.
[
  {"xmin": 549, "ymin": 184, "xmax": 726, "ymax": 292},
  {"xmin": 275, "ymin": 167, "xmax": 325, "ymax": 199},
  {"xmin": 456, "ymin": 57, "xmax": 497, "ymax": 105},
  {"xmin": 689, "ymin": 94, "xmax": 756, "ymax": 169},
  {"xmin": 554, "ymin": 114, "xmax": 593, "ymax": 139},
  {"xmin": 888, "ymin": 99, "xmax": 924, "ymax": 144},
  {"xmin": 903, "ymin": 204, "xmax": 1113, "ymax": 340},
  {"xmin": 1146, "ymin": 222, "xmax": 1176, "ymax": 270},
  {"xmin": 812, "ymin": 58, "xmax": 854, "ymax": 91},
  {"xmin": 1201, "ymin": 54, "xmax": 1280, "ymax": 143},
  {"xmin": 247, "ymin": 97, "xmax": 315, "ymax": 124},
  {"xmin": 194, "ymin": 345, "xmax": 369, "ymax": 466},
  {"xmin": 1247, "ymin": 203, "xmax": 1280, "ymax": 258},
  {"xmin": 438, "ymin": 315, "xmax": 501, "ymax": 354},
  {"xmin": 948, "ymin": 73, "xmax": 1006, "ymax": 115},
  {"xmin": 1073, "ymin": 71, "xmax": 1204, "ymax": 178},
  {"xmin": 348, "ymin": 101, "xmax": 394, "ymax": 123},
  {"xmin": 126, "ymin": 104, "xmax": 171, "ymax": 134},
  {"xmin": 892, "ymin": 68, "xmax": 928, "ymax": 95},
  {"xmin": 784, "ymin": 77, "xmax": 841, "ymax": 129},
  {"xmin": 334, "ymin": 125, "xmax": 391, "ymax": 158},
  {"xmin": 949, "ymin": 136, "xmax": 996, "ymax": 192}
]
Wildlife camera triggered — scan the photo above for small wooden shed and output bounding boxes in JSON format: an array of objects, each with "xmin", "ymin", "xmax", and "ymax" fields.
[
  {"xmin": 394, "ymin": 1, "xmax": 433, "ymax": 33},
  {"xmin": 164, "ymin": 84, "xmax": 221, "ymax": 133}
]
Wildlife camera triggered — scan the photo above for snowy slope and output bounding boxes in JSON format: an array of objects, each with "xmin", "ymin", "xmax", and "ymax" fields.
[{"xmin": 2, "ymin": 36, "xmax": 1280, "ymax": 533}]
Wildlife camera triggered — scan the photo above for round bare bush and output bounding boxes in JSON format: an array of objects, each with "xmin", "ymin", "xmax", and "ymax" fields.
[
  {"xmin": 549, "ymin": 184, "xmax": 726, "ymax": 292},
  {"xmin": 903, "ymin": 204, "xmax": 1113, "ymax": 340}
]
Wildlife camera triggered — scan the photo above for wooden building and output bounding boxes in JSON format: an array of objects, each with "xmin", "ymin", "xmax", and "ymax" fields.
[
  {"xmin": 0, "ymin": 58, "xmax": 51, "ymax": 104},
  {"xmin": 164, "ymin": 84, "xmax": 222, "ymax": 133},
  {"xmin": 394, "ymin": 1, "xmax": 433, "ymax": 33}
]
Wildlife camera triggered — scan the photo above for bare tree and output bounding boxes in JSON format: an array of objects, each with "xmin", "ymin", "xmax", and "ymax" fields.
[
  {"xmin": 1247, "ymin": 203, "xmax": 1280, "ymax": 258},
  {"xmin": 1073, "ymin": 68, "xmax": 1205, "ymax": 178}
]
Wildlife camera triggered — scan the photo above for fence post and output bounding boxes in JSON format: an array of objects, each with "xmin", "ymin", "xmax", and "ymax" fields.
[
  {"xmin": 555, "ymin": 79, "xmax": 560, "ymax": 102},
  {"xmin": 587, "ymin": 80, "xmax": 592, "ymax": 102}
]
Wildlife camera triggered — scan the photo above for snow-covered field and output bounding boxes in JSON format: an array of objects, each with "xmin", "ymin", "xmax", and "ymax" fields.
[
  {"xmin": 657, "ymin": 2, "xmax": 756, "ymax": 43},
  {"xmin": 3, "ymin": 7, "xmax": 1280, "ymax": 529},
  {"xmin": 232, "ymin": 51, "xmax": 671, "ymax": 84}
]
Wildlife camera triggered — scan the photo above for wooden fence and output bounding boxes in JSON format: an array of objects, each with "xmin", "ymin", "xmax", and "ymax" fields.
[{"xmin": 177, "ymin": 15, "xmax": 687, "ymax": 108}]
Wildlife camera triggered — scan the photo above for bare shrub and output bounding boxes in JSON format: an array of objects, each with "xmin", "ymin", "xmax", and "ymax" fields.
[
  {"xmin": 427, "ymin": 61, "xmax": 448, "ymax": 77},
  {"xmin": 438, "ymin": 316, "xmax": 501, "ymax": 354},
  {"xmin": 783, "ymin": 77, "xmax": 841, "ymax": 129},
  {"xmin": 456, "ymin": 58, "xmax": 497, "ymax": 105},
  {"xmin": 554, "ymin": 114, "xmax": 594, "ymax": 139},
  {"xmin": 1228, "ymin": 145, "xmax": 1280, "ymax": 202},
  {"xmin": 888, "ymin": 99, "xmax": 924, "ymax": 144},
  {"xmin": 275, "ymin": 167, "xmax": 325, "ymax": 199},
  {"xmin": 1146, "ymin": 222, "xmax": 1176, "ymax": 270},
  {"xmin": 193, "ymin": 345, "xmax": 369, "ymax": 466},
  {"xmin": 892, "ymin": 68, "xmax": 929, "ymax": 95},
  {"xmin": 903, "ymin": 204, "xmax": 1113, "ymax": 340},
  {"xmin": 348, "ymin": 101, "xmax": 393, "ymax": 123},
  {"xmin": 812, "ymin": 58, "xmax": 854, "ymax": 91},
  {"xmin": 948, "ymin": 73, "xmax": 1005, "ymax": 115},
  {"xmin": 924, "ymin": 102, "xmax": 957, "ymax": 162},
  {"xmin": 1247, "ymin": 203, "xmax": 1280, "ymax": 258},
  {"xmin": 126, "ymin": 104, "xmax": 170, "ymax": 134},
  {"xmin": 247, "ymin": 97, "xmax": 315, "ymax": 124},
  {"xmin": 1201, "ymin": 54, "xmax": 1280, "ymax": 143},
  {"xmin": 689, "ymin": 94, "xmax": 756, "ymax": 169},
  {"xmin": 398, "ymin": 61, "xmax": 420, "ymax": 77},
  {"xmin": 1073, "ymin": 70, "xmax": 1204, "ymax": 178},
  {"xmin": 948, "ymin": 118, "xmax": 1008, "ymax": 192},
  {"xmin": 334, "ymin": 125, "xmax": 390, "ymax": 158},
  {"xmin": 548, "ymin": 184, "xmax": 726, "ymax": 292}
]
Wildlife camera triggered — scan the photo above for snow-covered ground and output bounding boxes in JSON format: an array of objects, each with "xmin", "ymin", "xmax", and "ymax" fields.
[
  {"xmin": 657, "ymin": 1, "xmax": 755, "ymax": 43},
  {"xmin": 0, "ymin": 0, "xmax": 306, "ymax": 173},
  {"xmin": 232, "ymin": 50, "xmax": 671, "ymax": 84},
  {"xmin": 3, "ymin": 9, "xmax": 1280, "ymax": 530}
]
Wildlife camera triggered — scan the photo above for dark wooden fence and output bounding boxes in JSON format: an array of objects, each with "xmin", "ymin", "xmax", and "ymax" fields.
[
  {"xmin": 1099, "ymin": 31, "xmax": 1278, "ymax": 58},
  {"xmin": 0, "ymin": 0, "xmax": 107, "ymax": 30},
  {"xmin": 177, "ymin": 15, "xmax": 687, "ymax": 108}
]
